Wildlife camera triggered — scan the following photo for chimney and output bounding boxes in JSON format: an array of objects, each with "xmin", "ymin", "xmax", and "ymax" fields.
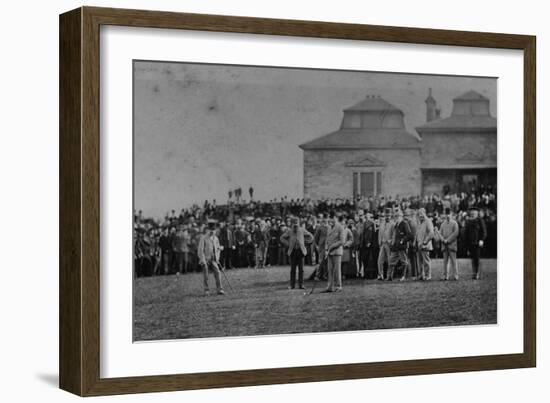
[{"xmin": 425, "ymin": 88, "xmax": 437, "ymax": 122}]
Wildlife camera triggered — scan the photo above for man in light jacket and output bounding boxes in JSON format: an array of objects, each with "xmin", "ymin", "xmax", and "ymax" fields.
[
  {"xmin": 323, "ymin": 215, "xmax": 347, "ymax": 292},
  {"xmin": 280, "ymin": 218, "xmax": 314, "ymax": 289},
  {"xmin": 198, "ymin": 222, "xmax": 224, "ymax": 296},
  {"xmin": 439, "ymin": 207, "xmax": 460, "ymax": 280},
  {"xmin": 416, "ymin": 208, "xmax": 435, "ymax": 280}
]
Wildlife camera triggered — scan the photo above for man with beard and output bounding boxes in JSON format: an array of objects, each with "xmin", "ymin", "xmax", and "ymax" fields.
[
  {"xmin": 280, "ymin": 218, "xmax": 314, "ymax": 290},
  {"xmin": 465, "ymin": 207, "xmax": 487, "ymax": 280}
]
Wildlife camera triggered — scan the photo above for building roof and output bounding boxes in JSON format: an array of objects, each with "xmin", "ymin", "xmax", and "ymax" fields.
[
  {"xmin": 299, "ymin": 128, "xmax": 421, "ymax": 150},
  {"xmin": 343, "ymin": 96, "xmax": 402, "ymax": 113},
  {"xmin": 454, "ymin": 90, "xmax": 489, "ymax": 101},
  {"xmin": 415, "ymin": 115, "xmax": 496, "ymax": 132},
  {"xmin": 416, "ymin": 90, "xmax": 496, "ymax": 133}
]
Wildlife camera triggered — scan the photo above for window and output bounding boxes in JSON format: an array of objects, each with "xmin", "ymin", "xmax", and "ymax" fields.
[{"xmin": 353, "ymin": 171, "xmax": 382, "ymax": 197}]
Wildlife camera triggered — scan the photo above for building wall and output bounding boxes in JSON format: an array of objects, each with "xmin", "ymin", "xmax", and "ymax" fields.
[
  {"xmin": 420, "ymin": 131, "xmax": 497, "ymax": 167},
  {"xmin": 303, "ymin": 149, "xmax": 421, "ymax": 199}
]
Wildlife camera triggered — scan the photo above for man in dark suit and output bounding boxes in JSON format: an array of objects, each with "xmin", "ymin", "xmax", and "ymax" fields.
[
  {"xmin": 358, "ymin": 213, "xmax": 376, "ymax": 279},
  {"xmin": 465, "ymin": 207, "xmax": 487, "ymax": 279},
  {"xmin": 233, "ymin": 223, "xmax": 249, "ymax": 268},
  {"xmin": 280, "ymin": 218, "xmax": 313, "ymax": 289},
  {"xmin": 217, "ymin": 221, "xmax": 234, "ymax": 270},
  {"xmin": 403, "ymin": 209, "xmax": 418, "ymax": 280},
  {"xmin": 309, "ymin": 215, "xmax": 329, "ymax": 280},
  {"xmin": 387, "ymin": 210, "xmax": 412, "ymax": 281}
]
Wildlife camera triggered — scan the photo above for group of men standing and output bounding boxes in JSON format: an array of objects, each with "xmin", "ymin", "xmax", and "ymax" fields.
[
  {"xmin": 280, "ymin": 205, "xmax": 489, "ymax": 295},
  {"xmin": 135, "ymin": 203, "xmax": 489, "ymax": 296},
  {"xmin": 375, "ymin": 206, "xmax": 487, "ymax": 282}
]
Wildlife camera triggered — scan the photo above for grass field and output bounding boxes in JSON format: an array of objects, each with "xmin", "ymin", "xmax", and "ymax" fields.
[{"xmin": 133, "ymin": 258, "xmax": 497, "ymax": 341}]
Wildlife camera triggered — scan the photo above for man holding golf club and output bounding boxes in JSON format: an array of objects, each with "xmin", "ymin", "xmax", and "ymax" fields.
[
  {"xmin": 280, "ymin": 217, "xmax": 314, "ymax": 290},
  {"xmin": 198, "ymin": 221, "xmax": 225, "ymax": 296},
  {"xmin": 323, "ymin": 214, "xmax": 347, "ymax": 293}
]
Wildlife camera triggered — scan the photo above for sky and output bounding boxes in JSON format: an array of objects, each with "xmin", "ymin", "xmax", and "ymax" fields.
[{"xmin": 134, "ymin": 61, "xmax": 497, "ymax": 218}]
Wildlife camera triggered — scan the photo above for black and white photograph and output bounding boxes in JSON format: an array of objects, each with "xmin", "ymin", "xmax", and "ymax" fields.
[{"xmin": 132, "ymin": 60, "xmax": 497, "ymax": 341}]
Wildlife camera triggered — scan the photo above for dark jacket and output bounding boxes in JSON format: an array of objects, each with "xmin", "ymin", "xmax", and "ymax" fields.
[
  {"xmin": 391, "ymin": 220, "xmax": 413, "ymax": 251},
  {"xmin": 465, "ymin": 217, "xmax": 487, "ymax": 246},
  {"xmin": 218, "ymin": 227, "xmax": 234, "ymax": 248},
  {"xmin": 359, "ymin": 220, "xmax": 375, "ymax": 249}
]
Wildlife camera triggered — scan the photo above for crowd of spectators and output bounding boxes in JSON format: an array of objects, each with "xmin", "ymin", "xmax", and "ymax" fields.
[{"xmin": 134, "ymin": 186, "xmax": 497, "ymax": 278}]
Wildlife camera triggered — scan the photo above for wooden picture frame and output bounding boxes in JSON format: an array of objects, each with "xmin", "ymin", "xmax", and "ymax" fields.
[{"xmin": 59, "ymin": 6, "xmax": 536, "ymax": 396}]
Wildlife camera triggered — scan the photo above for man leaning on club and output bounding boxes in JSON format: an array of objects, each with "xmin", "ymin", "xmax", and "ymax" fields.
[{"xmin": 198, "ymin": 222, "xmax": 225, "ymax": 296}]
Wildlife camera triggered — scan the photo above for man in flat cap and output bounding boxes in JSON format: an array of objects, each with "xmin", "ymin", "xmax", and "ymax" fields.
[
  {"xmin": 465, "ymin": 206, "xmax": 487, "ymax": 280},
  {"xmin": 198, "ymin": 221, "xmax": 224, "ymax": 295},
  {"xmin": 439, "ymin": 207, "xmax": 460, "ymax": 280},
  {"xmin": 280, "ymin": 217, "xmax": 313, "ymax": 289}
]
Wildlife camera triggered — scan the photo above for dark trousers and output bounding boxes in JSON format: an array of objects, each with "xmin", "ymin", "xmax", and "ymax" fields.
[
  {"xmin": 359, "ymin": 247, "xmax": 371, "ymax": 277},
  {"xmin": 162, "ymin": 251, "xmax": 172, "ymax": 274},
  {"xmin": 174, "ymin": 251, "xmax": 188, "ymax": 274},
  {"xmin": 220, "ymin": 247, "xmax": 233, "ymax": 269},
  {"xmin": 236, "ymin": 245, "xmax": 247, "ymax": 267},
  {"xmin": 268, "ymin": 246, "xmax": 279, "ymax": 265},
  {"xmin": 408, "ymin": 246, "xmax": 418, "ymax": 278},
  {"xmin": 468, "ymin": 245, "xmax": 481, "ymax": 278},
  {"xmin": 289, "ymin": 248, "xmax": 305, "ymax": 288}
]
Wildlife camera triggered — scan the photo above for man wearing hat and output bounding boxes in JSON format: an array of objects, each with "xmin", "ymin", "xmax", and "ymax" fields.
[
  {"xmin": 197, "ymin": 222, "xmax": 224, "ymax": 295},
  {"xmin": 280, "ymin": 217, "xmax": 314, "ymax": 289},
  {"xmin": 172, "ymin": 225, "xmax": 190, "ymax": 274},
  {"xmin": 387, "ymin": 210, "xmax": 412, "ymax": 281},
  {"xmin": 377, "ymin": 207, "xmax": 394, "ymax": 280},
  {"xmin": 402, "ymin": 209, "xmax": 418, "ymax": 281},
  {"xmin": 439, "ymin": 207, "xmax": 460, "ymax": 280},
  {"xmin": 416, "ymin": 208, "xmax": 435, "ymax": 280},
  {"xmin": 358, "ymin": 212, "xmax": 376, "ymax": 278},
  {"xmin": 324, "ymin": 214, "xmax": 347, "ymax": 292},
  {"xmin": 465, "ymin": 207, "xmax": 487, "ymax": 280},
  {"xmin": 310, "ymin": 215, "xmax": 329, "ymax": 280}
]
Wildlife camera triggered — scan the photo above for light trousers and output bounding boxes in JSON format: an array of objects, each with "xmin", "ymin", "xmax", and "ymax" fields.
[
  {"xmin": 417, "ymin": 249, "xmax": 431, "ymax": 280},
  {"xmin": 327, "ymin": 255, "xmax": 342, "ymax": 291},
  {"xmin": 377, "ymin": 243, "xmax": 391, "ymax": 279},
  {"xmin": 442, "ymin": 249, "xmax": 459, "ymax": 280},
  {"xmin": 202, "ymin": 260, "xmax": 223, "ymax": 292}
]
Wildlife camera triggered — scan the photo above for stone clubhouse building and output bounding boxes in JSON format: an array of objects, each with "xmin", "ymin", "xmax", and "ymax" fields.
[{"xmin": 299, "ymin": 89, "xmax": 497, "ymax": 200}]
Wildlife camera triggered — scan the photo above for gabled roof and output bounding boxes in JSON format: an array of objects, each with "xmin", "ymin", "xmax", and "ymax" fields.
[
  {"xmin": 299, "ymin": 128, "xmax": 421, "ymax": 150},
  {"xmin": 343, "ymin": 96, "xmax": 402, "ymax": 113},
  {"xmin": 345, "ymin": 155, "xmax": 387, "ymax": 167}
]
